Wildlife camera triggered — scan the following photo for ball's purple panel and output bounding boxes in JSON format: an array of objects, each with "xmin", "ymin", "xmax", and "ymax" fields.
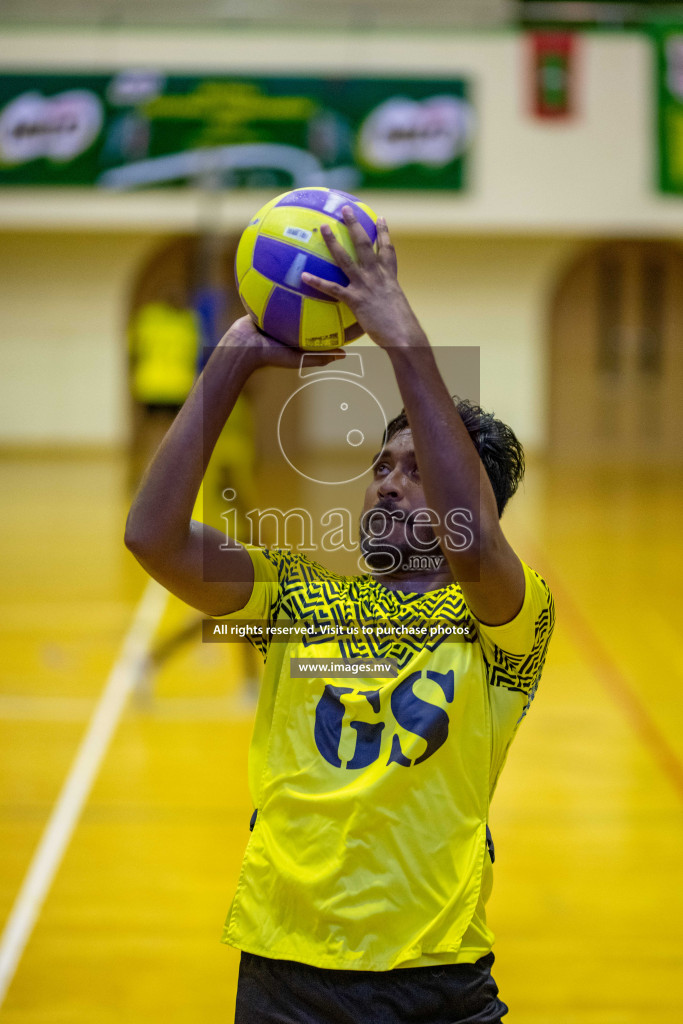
[
  {"xmin": 275, "ymin": 189, "xmax": 377, "ymax": 245},
  {"xmin": 253, "ymin": 236, "xmax": 349, "ymax": 300},
  {"xmin": 262, "ymin": 286, "xmax": 302, "ymax": 347}
]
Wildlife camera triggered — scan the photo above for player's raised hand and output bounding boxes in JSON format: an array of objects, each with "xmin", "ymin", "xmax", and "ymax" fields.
[
  {"xmin": 216, "ymin": 315, "xmax": 346, "ymax": 370},
  {"xmin": 301, "ymin": 207, "xmax": 429, "ymax": 350}
]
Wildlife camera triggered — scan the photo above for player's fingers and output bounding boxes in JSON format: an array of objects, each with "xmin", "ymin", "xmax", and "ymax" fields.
[
  {"xmin": 319, "ymin": 223, "xmax": 358, "ymax": 277},
  {"xmin": 341, "ymin": 206, "xmax": 375, "ymax": 266},
  {"xmin": 376, "ymin": 216, "xmax": 398, "ymax": 274},
  {"xmin": 301, "ymin": 271, "xmax": 347, "ymax": 301},
  {"xmin": 265, "ymin": 339, "xmax": 345, "ymax": 368}
]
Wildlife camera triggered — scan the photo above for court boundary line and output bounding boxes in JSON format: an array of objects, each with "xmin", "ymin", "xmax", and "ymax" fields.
[
  {"xmin": 0, "ymin": 693, "xmax": 256, "ymax": 721},
  {"xmin": 524, "ymin": 542, "xmax": 683, "ymax": 803},
  {"xmin": 0, "ymin": 579, "xmax": 168, "ymax": 1008}
]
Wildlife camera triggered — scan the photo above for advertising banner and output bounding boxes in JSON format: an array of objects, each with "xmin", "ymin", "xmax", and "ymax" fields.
[{"xmin": 0, "ymin": 71, "xmax": 474, "ymax": 191}]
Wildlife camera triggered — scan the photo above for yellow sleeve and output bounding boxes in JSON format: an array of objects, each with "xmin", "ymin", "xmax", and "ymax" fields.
[
  {"xmin": 473, "ymin": 561, "xmax": 555, "ymax": 666},
  {"xmin": 216, "ymin": 546, "xmax": 286, "ymax": 659},
  {"xmin": 219, "ymin": 546, "xmax": 280, "ymax": 619},
  {"xmin": 469, "ymin": 562, "xmax": 556, "ymax": 795}
]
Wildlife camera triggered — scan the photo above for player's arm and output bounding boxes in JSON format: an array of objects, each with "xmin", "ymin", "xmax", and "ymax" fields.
[
  {"xmin": 124, "ymin": 316, "xmax": 343, "ymax": 616},
  {"xmin": 301, "ymin": 210, "xmax": 524, "ymax": 626}
]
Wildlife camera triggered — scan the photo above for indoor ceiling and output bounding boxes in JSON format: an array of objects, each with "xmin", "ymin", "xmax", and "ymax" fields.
[
  {"xmin": 0, "ymin": 0, "xmax": 513, "ymax": 31},
  {"xmin": 0, "ymin": 0, "xmax": 681, "ymax": 30}
]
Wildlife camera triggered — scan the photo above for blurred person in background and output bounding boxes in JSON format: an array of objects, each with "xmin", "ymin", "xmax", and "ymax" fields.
[
  {"xmin": 128, "ymin": 289, "xmax": 201, "ymax": 489},
  {"xmin": 129, "ymin": 284, "xmax": 262, "ymax": 699}
]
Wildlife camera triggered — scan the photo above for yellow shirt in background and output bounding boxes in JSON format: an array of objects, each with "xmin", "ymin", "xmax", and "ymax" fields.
[{"xmin": 130, "ymin": 301, "xmax": 199, "ymax": 406}]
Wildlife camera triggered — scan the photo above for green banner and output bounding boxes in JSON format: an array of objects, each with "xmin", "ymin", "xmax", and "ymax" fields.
[
  {"xmin": 653, "ymin": 26, "xmax": 683, "ymax": 194},
  {"xmin": 0, "ymin": 71, "xmax": 473, "ymax": 190}
]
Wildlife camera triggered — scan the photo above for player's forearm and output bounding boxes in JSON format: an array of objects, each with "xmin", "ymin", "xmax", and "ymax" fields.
[
  {"xmin": 125, "ymin": 341, "xmax": 257, "ymax": 559},
  {"xmin": 386, "ymin": 341, "xmax": 502, "ymax": 565}
]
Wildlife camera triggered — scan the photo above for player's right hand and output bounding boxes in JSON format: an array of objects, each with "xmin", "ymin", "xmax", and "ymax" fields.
[{"xmin": 216, "ymin": 316, "xmax": 346, "ymax": 371}]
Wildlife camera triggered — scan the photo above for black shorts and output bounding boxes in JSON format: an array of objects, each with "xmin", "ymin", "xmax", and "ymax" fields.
[{"xmin": 234, "ymin": 950, "xmax": 508, "ymax": 1024}]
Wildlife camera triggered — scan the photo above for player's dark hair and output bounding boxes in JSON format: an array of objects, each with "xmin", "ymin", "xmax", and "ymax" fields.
[{"xmin": 383, "ymin": 399, "xmax": 525, "ymax": 518}]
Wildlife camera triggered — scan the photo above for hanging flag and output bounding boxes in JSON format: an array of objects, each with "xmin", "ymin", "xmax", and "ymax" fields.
[
  {"xmin": 653, "ymin": 25, "xmax": 683, "ymax": 193},
  {"xmin": 530, "ymin": 32, "xmax": 577, "ymax": 119}
]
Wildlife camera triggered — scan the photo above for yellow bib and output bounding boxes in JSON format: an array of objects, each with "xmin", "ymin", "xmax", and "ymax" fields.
[
  {"xmin": 219, "ymin": 547, "xmax": 554, "ymax": 969},
  {"xmin": 222, "ymin": 551, "xmax": 495, "ymax": 970}
]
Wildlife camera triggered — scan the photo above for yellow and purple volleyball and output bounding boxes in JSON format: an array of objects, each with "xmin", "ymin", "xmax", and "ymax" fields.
[{"xmin": 235, "ymin": 187, "xmax": 378, "ymax": 350}]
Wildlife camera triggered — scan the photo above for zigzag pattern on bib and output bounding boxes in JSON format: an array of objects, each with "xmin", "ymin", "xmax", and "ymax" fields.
[
  {"xmin": 261, "ymin": 547, "xmax": 476, "ymax": 670},
  {"xmin": 257, "ymin": 550, "xmax": 554, "ymax": 696}
]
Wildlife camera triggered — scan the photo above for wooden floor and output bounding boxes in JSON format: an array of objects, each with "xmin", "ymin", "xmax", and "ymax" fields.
[{"xmin": 1, "ymin": 452, "xmax": 682, "ymax": 1023}]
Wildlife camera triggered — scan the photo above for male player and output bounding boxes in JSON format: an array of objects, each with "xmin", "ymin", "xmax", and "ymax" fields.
[{"xmin": 125, "ymin": 209, "xmax": 555, "ymax": 1023}]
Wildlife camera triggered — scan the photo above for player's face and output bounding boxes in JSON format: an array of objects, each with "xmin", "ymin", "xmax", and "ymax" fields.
[{"xmin": 359, "ymin": 429, "xmax": 441, "ymax": 567}]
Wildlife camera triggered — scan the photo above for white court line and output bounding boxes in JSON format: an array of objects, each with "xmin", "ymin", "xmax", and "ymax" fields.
[
  {"xmin": 0, "ymin": 579, "xmax": 168, "ymax": 1007},
  {"xmin": 0, "ymin": 694, "xmax": 256, "ymax": 722}
]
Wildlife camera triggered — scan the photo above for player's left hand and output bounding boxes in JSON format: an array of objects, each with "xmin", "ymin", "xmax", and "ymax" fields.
[{"xmin": 301, "ymin": 207, "xmax": 428, "ymax": 350}]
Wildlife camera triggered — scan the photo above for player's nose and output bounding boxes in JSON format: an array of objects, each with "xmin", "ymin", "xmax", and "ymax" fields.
[{"xmin": 377, "ymin": 467, "xmax": 405, "ymax": 499}]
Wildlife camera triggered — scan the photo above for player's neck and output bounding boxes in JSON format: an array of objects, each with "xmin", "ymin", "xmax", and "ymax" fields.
[{"xmin": 371, "ymin": 565, "xmax": 455, "ymax": 595}]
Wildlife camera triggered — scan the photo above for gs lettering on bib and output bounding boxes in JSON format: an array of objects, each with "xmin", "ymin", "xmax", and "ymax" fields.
[{"xmin": 314, "ymin": 669, "xmax": 456, "ymax": 770}]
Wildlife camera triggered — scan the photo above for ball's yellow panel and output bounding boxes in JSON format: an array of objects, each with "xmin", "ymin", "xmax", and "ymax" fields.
[
  {"xmin": 300, "ymin": 296, "xmax": 344, "ymax": 350},
  {"xmin": 258, "ymin": 207, "xmax": 359, "ymax": 266},
  {"xmin": 235, "ymin": 195, "xmax": 284, "ymax": 285},
  {"xmin": 339, "ymin": 301, "xmax": 358, "ymax": 330},
  {"xmin": 238, "ymin": 268, "xmax": 273, "ymax": 325},
  {"xmin": 234, "ymin": 224, "xmax": 259, "ymax": 286}
]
